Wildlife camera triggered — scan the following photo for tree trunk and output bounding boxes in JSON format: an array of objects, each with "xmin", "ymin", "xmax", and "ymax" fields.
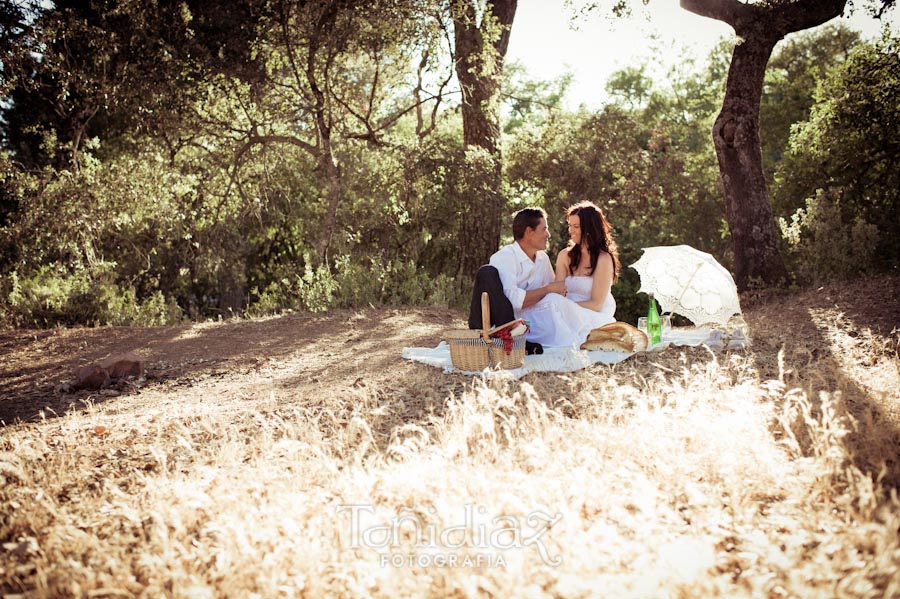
[
  {"xmin": 451, "ymin": 0, "xmax": 517, "ymax": 279},
  {"xmin": 306, "ymin": 1, "xmax": 342, "ymax": 268},
  {"xmin": 714, "ymin": 31, "xmax": 788, "ymax": 290},
  {"xmin": 681, "ymin": 0, "xmax": 849, "ymax": 291},
  {"xmin": 55, "ymin": 104, "xmax": 101, "ymax": 171},
  {"xmin": 314, "ymin": 150, "xmax": 343, "ymax": 266}
]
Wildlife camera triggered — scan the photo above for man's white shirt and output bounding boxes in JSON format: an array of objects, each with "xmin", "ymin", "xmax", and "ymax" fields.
[{"xmin": 489, "ymin": 242, "xmax": 555, "ymax": 312}]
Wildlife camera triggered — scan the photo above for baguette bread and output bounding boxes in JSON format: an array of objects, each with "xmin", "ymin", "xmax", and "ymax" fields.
[{"xmin": 580, "ymin": 322, "xmax": 649, "ymax": 353}]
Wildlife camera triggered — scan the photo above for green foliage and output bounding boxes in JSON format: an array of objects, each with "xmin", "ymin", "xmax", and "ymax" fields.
[
  {"xmin": 502, "ymin": 60, "xmax": 573, "ymax": 133},
  {"xmin": 778, "ymin": 188, "xmax": 880, "ymax": 284},
  {"xmin": 2, "ymin": 0, "xmax": 896, "ymax": 328},
  {"xmin": 246, "ymin": 256, "xmax": 466, "ymax": 317},
  {"xmin": 774, "ymin": 33, "xmax": 900, "ymax": 273},
  {"xmin": 605, "ymin": 64, "xmax": 654, "ymax": 110},
  {"xmin": 762, "ymin": 24, "xmax": 861, "ymax": 191},
  {"xmin": 0, "ymin": 93, "xmax": 477, "ymax": 327},
  {"xmin": 506, "ymin": 100, "xmax": 727, "ymax": 324},
  {"xmin": 3, "ymin": 264, "xmax": 183, "ymax": 327}
]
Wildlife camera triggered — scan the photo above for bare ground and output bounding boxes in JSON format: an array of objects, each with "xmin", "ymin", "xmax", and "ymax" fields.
[
  {"xmin": 2, "ymin": 274, "xmax": 898, "ymax": 479},
  {"xmin": 0, "ymin": 305, "xmax": 464, "ymax": 425}
]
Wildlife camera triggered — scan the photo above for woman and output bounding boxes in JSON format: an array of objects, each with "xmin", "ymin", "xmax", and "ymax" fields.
[{"xmin": 519, "ymin": 201, "xmax": 619, "ymax": 347}]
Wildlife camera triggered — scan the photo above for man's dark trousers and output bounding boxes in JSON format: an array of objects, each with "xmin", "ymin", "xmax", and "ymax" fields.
[{"xmin": 468, "ymin": 265, "xmax": 515, "ymax": 329}]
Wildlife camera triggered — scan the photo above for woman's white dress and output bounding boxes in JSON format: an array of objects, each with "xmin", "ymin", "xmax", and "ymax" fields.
[{"xmin": 519, "ymin": 275, "xmax": 616, "ymax": 348}]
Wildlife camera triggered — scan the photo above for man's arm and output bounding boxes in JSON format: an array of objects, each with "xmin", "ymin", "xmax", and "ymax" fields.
[
  {"xmin": 521, "ymin": 280, "xmax": 566, "ymax": 309},
  {"xmin": 523, "ymin": 251, "xmax": 566, "ymax": 309},
  {"xmin": 489, "ymin": 250, "xmax": 527, "ymax": 311},
  {"xmin": 491, "ymin": 247, "xmax": 565, "ymax": 311}
]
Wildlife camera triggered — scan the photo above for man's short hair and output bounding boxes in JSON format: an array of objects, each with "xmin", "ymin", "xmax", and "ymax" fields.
[{"xmin": 512, "ymin": 207, "xmax": 547, "ymax": 240}]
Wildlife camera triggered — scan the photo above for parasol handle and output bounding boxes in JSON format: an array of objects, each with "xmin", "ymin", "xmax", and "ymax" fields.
[{"xmin": 672, "ymin": 263, "xmax": 704, "ymax": 315}]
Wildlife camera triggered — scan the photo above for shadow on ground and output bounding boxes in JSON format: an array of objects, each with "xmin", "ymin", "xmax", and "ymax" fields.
[
  {"xmin": 3, "ymin": 275, "xmax": 897, "ymax": 491},
  {"xmin": 0, "ymin": 306, "xmax": 461, "ymax": 425},
  {"xmin": 744, "ymin": 273, "xmax": 900, "ymax": 487}
]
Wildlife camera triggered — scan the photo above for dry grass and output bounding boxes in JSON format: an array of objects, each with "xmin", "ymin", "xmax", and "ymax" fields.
[{"xmin": 2, "ymin": 276, "xmax": 900, "ymax": 598}]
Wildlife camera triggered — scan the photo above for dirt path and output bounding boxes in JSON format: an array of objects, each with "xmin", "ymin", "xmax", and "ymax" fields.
[
  {"xmin": 2, "ymin": 275, "xmax": 898, "ymax": 442},
  {"xmin": 0, "ymin": 306, "xmax": 464, "ymax": 425}
]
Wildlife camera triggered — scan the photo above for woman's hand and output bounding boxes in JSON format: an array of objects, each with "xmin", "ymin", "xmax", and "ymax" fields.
[
  {"xmin": 545, "ymin": 280, "xmax": 567, "ymax": 296},
  {"xmin": 521, "ymin": 280, "xmax": 567, "ymax": 309}
]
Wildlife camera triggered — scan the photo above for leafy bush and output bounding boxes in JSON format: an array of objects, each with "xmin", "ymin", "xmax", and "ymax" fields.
[
  {"xmin": 773, "ymin": 35, "xmax": 900, "ymax": 273},
  {"xmin": 3, "ymin": 264, "xmax": 183, "ymax": 327},
  {"xmin": 506, "ymin": 105, "xmax": 728, "ymax": 325},
  {"xmin": 779, "ymin": 188, "xmax": 880, "ymax": 285},
  {"xmin": 246, "ymin": 256, "xmax": 466, "ymax": 317}
]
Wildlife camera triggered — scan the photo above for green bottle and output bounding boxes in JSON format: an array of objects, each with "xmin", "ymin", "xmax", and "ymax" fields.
[{"xmin": 647, "ymin": 292, "xmax": 662, "ymax": 345}]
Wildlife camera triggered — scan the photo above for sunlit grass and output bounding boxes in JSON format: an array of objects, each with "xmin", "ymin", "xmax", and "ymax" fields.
[{"xmin": 2, "ymin": 316, "xmax": 900, "ymax": 597}]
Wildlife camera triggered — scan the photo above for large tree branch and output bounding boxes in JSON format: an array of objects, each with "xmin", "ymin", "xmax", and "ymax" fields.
[
  {"xmin": 415, "ymin": 46, "xmax": 455, "ymax": 139},
  {"xmin": 336, "ymin": 89, "xmax": 456, "ymax": 147},
  {"xmin": 771, "ymin": 0, "xmax": 848, "ymax": 37},
  {"xmin": 229, "ymin": 132, "xmax": 315, "ymax": 195},
  {"xmin": 488, "ymin": 0, "xmax": 517, "ymax": 57},
  {"xmin": 307, "ymin": 1, "xmax": 340, "ymax": 142},
  {"xmin": 221, "ymin": 132, "xmax": 317, "ymax": 210},
  {"xmin": 328, "ymin": 90, "xmax": 380, "ymax": 145},
  {"xmin": 415, "ymin": 49, "xmax": 429, "ymax": 135},
  {"xmin": 239, "ymin": 134, "xmax": 317, "ymax": 158},
  {"xmin": 679, "ymin": 0, "xmax": 750, "ymax": 29},
  {"xmin": 874, "ymin": 0, "xmax": 896, "ymax": 17},
  {"xmin": 277, "ymin": 2, "xmax": 310, "ymax": 107},
  {"xmin": 682, "ymin": 0, "xmax": 851, "ymax": 38},
  {"xmin": 428, "ymin": 12, "xmax": 457, "ymax": 137}
]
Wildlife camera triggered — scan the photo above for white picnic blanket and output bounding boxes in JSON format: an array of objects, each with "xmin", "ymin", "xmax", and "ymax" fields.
[{"xmin": 402, "ymin": 327, "xmax": 748, "ymax": 379}]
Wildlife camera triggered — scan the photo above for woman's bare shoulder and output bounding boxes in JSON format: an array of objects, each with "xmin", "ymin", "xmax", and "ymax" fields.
[{"xmin": 592, "ymin": 250, "xmax": 614, "ymax": 276}]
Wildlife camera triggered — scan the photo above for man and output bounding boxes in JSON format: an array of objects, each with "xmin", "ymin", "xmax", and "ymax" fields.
[{"xmin": 468, "ymin": 207, "xmax": 566, "ymax": 354}]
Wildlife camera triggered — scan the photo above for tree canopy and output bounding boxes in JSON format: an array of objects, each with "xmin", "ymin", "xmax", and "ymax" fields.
[{"xmin": 1, "ymin": 0, "xmax": 897, "ymax": 326}]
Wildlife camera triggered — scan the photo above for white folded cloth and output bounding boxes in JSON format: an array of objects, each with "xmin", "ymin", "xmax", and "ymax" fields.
[{"xmin": 402, "ymin": 326, "xmax": 747, "ymax": 379}]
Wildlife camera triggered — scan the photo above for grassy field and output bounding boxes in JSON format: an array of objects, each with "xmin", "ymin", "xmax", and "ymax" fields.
[{"xmin": 1, "ymin": 275, "xmax": 899, "ymax": 598}]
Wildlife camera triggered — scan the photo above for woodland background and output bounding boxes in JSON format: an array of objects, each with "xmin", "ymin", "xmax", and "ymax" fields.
[{"xmin": 1, "ymin": 0, "xmax": 898, "ymax": 328}]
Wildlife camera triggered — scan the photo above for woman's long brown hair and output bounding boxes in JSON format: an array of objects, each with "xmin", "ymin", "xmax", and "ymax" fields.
[{"xmin": 566, "ymin": 201, "xmax": 620, "ymax": 283}]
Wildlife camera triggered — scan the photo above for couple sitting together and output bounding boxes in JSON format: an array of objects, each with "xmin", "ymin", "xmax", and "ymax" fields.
[{"xmin": 469, "ymin": 201, "xmax": 619, "ymax": 355}]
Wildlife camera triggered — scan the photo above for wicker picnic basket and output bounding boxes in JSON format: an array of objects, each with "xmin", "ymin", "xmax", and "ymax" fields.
[{"xmin": 443, "ymin": 292, "xmax": 526, "ymax": 370}]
